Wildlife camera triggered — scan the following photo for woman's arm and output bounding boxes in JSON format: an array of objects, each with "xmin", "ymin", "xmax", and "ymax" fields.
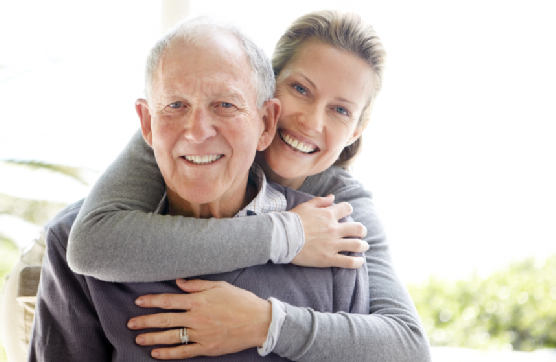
[
  {"xmin": 67, "ymin": 130, "xmax": 365, "ymax": 282},
  {"xmin": 127, "ymin": 168, "xmax": 431, "ymax": 361},
  {"xmin": 272, "ymin": 167, "xmax": 431, "ymax": 361},
  {"xmin": 67, "ymin": 130, "xmax": 302, "ymax": 282}
]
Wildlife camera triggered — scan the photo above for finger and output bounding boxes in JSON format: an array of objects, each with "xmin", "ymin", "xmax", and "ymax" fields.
[
  {"xmin": 330, "ymin": 254, "xmax": 365, "ymax": 269},
  {"xmin": 304, "ymin": 194, "xmax": 335, "ymax": 208},
  {"xmin": 337, "ymin": 221, "xmax": 367, "ymax": 239},
  {"xmin": 176, "ymin": 278, "xmax": 221, "ymax": 293},
  {"xmin": 328, "ymin": 201, "xmax": 353, "ymax": 220},
  {"xmin": 128, "ymin": 312, "xmax": 188, "ymax": 330},
  {"xmin": 135, "ymin": 293, "xmax": 192, "ymax": 310},
  {"xmin": 152, "ymin": 343, "xmax": 206, "ymax": 360},
  {"xmin": 336, "ymin": 238, "xmax": 369, "ymax": 253},
  {"xmin": 136, "ymin": 328, "xmax": 192, "ymax": 346}
]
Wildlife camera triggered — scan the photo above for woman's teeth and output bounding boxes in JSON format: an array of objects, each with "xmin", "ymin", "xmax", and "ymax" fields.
[
  {"xmin": 281, "ymin": 132, "xmax": 316, "ymax": 154},
  {"xmin": 184, "ymin": 155, "xmax": 223, "ymax": 164}
]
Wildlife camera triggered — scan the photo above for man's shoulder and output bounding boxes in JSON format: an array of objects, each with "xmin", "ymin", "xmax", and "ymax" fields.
[
  {"xmin": 267, "ymin": 182, "xmax": 313, "ymax": 210},
  {"xmin": 44, "ymin": 199, "xmax": 85, "ymax": 250}
]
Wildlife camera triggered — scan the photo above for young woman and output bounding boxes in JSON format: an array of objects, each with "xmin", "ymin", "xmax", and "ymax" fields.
[{"xmin": 67, "ymin": 10, "xmax": 430, "ymax": 362}]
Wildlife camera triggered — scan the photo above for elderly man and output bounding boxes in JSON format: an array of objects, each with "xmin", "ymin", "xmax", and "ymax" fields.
[{"xmin": 28, "ymin": 18, "xmax": 368, "ymax": 361}]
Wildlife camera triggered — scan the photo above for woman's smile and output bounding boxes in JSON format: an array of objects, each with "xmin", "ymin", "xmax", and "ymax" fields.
[{"xmin": 278, "ymin": 129, "xmax": 318, "ymax": 154}]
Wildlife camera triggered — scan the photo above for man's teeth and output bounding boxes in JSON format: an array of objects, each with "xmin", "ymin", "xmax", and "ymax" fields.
[
  {"xmin": 184, "ymin": 155, "xmax": 222, "ymax": 164},
  {"xmin": 281, "ymin": 133, "xmax": 316, "ymax": 153}
]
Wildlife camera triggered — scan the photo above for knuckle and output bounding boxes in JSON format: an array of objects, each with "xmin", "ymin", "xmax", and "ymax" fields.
[
  {"xmin": 178, "ymin": 346, "xmax": 191, "ymax": 358},
  {"xmin": 325, "ymin": 224, "xmax": 338, "ymax": 235},
  {"xmin": 158, "ymin": 314, "xmax": 172, "ymax": 328},
  {"xmin": 160, "ymin": 295, "xmax": 173, "ymax": 308},
  {"xmin": 323, "ymin": 208, "xmax": 335, "ymax": 219}
]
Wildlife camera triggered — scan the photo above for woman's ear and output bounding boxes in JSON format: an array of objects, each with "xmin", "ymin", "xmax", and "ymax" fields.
[
  {"xmin": 257, "ymin": 98, "xmax": 281, "ymax": 151},
  {"xmin": 136, "ymin": 99, "xmax": 153, "ymax": 147},
  {"xmin": 346, "ymin": 124, "xmax": 366, "ymax": 147}
]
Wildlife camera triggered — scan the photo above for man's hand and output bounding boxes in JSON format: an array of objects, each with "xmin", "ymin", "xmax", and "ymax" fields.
[
  {"xmin": 290, "ymin": 195, "xmax": 368, "ymax": 269},
  {"xmin": 127, "ymin": 279, "xmax": 271, "ymax": 360}
]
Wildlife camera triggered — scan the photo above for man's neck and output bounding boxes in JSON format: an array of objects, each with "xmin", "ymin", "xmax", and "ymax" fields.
[{"xmin": 166, "ymin": 183, "xmax": 255, "ymax": 219}]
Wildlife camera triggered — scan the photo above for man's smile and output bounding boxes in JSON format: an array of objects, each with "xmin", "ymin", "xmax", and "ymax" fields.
[{"xmin": 181, "ymin": 154, "xmax": 223, "ymax": 165}]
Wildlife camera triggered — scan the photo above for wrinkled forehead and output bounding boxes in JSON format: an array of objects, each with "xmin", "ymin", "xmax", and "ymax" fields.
[{"xmin": 151, "ymin": 35, "xmax": 256, "ymax": 102}]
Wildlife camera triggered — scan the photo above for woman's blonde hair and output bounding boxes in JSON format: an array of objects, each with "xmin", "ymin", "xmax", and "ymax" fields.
[{"xmin": 272, "ymin": 10, "xmax": 386, "ymax": 168}]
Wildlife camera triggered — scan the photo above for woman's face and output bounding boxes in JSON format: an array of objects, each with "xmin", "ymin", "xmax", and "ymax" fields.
[{"xmin": 263, "ymin": 41, "xmax": 374, "ymax": 188}]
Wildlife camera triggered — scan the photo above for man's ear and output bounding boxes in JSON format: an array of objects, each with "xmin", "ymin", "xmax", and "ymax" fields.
[
  {"xmin": 257, "ymin": 98, "xmax": 281, "ymax": 151},
  {"xmin": 136, "ymin": 98, "xmax": 153, "ymax": 147}
]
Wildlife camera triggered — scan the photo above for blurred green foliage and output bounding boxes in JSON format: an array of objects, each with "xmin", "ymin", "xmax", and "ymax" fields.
[
  {"xmin": 408, "ymin": 254, "xmax": 556, "ymax": 351},
  {"xmin": 1, "ymin": 159, "xmax": 83, "ymax": 361}
]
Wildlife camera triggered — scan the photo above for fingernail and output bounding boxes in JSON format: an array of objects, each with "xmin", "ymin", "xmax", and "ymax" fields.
[
  {"xmin": 135, "ymin": 298, "xmax": 144, "ymax": 306},
  {"xmin": 128, "ymin": 320, "xmax": 137, "ymax": 329},
  {"xmin": 152, "ymin": 351, "xmax": 160, "ymax": 358},
  {"xmin": 176, "ymin": 278, "xmax": 186, "ymax": 285},
  {"xmin": 136, "ymin": 336, "xmax": 145, "ymax": 345}
]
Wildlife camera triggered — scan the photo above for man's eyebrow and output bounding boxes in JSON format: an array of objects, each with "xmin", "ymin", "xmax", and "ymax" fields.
[{"xmin": 214, "ymin": 90, "xmax": 247, "ymax": 102}]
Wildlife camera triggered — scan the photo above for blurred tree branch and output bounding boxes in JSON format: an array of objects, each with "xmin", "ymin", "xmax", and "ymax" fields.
[{"xmin": 1, "ymin": 159, "xmax": 90, "ymax": 185}]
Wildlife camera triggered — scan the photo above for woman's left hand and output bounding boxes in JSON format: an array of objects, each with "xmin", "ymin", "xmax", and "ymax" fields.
[{"xmin": 127, "ymin": 278, "xmax": 272, "ymax": 360}]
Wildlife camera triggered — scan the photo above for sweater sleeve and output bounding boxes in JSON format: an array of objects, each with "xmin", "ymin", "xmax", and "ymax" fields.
[
  {"xmin": 273, "ymin": 168, "xmax": 431, "ymax": 362},
  {"xmin": 67, "ymin": 130, "xmax": 303, "ymax": 282}
]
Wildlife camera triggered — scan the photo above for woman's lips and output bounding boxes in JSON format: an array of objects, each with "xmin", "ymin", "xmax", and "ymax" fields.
[{"xmin": 279, "ymin": 130, "xmax": 318, "ymax": 154}]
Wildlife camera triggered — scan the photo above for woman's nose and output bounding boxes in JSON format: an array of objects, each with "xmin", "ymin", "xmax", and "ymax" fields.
[{"xmin": 299, "ymin": 105, "xmax": 325, "ymax": 134}]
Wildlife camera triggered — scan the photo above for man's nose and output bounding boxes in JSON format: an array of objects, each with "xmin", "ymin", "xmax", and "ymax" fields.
[{"xmin": 183, "ymin": 108, "xmax": 217, "ymax": 143}]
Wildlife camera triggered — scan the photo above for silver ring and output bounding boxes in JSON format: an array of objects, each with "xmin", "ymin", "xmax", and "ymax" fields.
[{"xmin": 179, "ymin": 327, "xmax": 189, "ymax": 344}]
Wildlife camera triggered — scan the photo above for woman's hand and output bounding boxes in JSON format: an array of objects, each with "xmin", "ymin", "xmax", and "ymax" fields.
[
  {"xmin": 290, "ymin": 195, "xmax": 368, "ymax": 269},
  {"xmin": 127, "ymin": 279, "xmax": 271, "ymax": 360}
]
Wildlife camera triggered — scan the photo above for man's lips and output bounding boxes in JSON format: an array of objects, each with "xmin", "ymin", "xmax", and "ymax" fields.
[{"xmin": 181, "ymin": 154, "xmax": 223, "ymax": 165}]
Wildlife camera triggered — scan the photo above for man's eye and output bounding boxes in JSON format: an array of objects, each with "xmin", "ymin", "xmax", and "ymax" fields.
[
  {"xmin": 221, "ymin": 102, "xmax": 234, "ymax": 108},
  {"xmin": 293, "ymin": 84, "xmax": 307, "ymax": 95},
  {"xmin": 169, "ymin": 101, "xmax": 182, "ymax": 109},
  {"xmin": 334, "ymin": 106, "xmax": 350, "ymax": 116}
]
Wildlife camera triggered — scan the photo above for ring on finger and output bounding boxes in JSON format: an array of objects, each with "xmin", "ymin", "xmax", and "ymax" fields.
[{"xmin": 179, "ymin": 327, "xmax": 189, "ymax": 344}]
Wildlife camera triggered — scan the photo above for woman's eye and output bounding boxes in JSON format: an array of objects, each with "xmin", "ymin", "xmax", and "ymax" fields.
[
  {"xmin": 221, "ymin": 102, "xmax": 234, "ymax": 108},
  {"xmin": 293, "ymin": 84, "xmax": 307, "ymax": 95},
  {"xmin": 169, "ymin": 101, "xmax": 182, "ymax": 109}
]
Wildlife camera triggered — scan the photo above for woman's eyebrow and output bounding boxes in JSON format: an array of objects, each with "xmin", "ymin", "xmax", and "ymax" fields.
[{"xmin": 298, "ymin": 73, "xmax": 317, "ymax": 89}]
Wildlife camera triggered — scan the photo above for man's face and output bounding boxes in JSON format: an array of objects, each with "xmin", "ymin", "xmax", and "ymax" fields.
[{"xmin": 137, "ymin": 34, "xmax": 277, "ymax": 218}]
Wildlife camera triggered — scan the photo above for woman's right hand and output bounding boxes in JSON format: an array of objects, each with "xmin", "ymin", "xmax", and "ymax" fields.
[{"xmin": 290, "ymin": 194, "xmax": 368, "ymax": 269}]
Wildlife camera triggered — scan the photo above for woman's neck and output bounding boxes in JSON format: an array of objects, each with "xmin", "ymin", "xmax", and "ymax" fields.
[{"xmin": 255, "ymin": 152, "xmax": 306, "ymax": 190}]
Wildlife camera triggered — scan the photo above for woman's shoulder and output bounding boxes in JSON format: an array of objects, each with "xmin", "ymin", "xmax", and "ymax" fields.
[{"xmin": 300, "ymin": 166, "xmax": 371, "ymax": 199}]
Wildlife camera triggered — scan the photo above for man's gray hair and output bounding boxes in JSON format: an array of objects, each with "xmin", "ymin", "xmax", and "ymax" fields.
[{"xmin": 145, "ymin": 16, "xmax": 275, "ymax": 109}]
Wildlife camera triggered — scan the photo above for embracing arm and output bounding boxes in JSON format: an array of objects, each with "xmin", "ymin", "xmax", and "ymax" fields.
[
  {"xmin": 273, "ymin": 168, "xmax": 431, "ymax": 362},
  {"xmin": 67, "ymin": 130, "xmax": 303, "ymax": 282}
]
